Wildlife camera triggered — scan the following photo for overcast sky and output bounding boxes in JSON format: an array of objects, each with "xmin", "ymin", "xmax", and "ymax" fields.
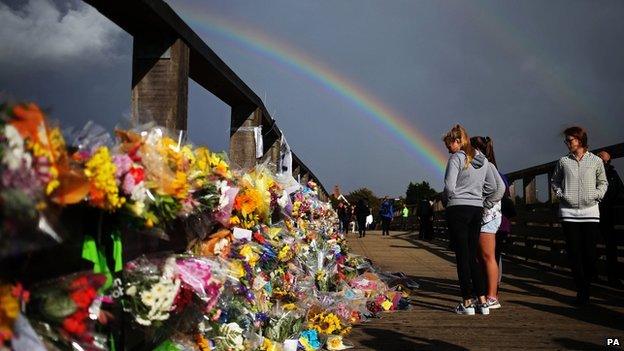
[{"xmin": 1, "ymin": 0, "xmax": 623, "ymax": 197}]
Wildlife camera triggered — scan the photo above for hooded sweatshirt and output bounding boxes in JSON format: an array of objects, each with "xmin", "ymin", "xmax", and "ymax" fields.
[
  {"xmin": 481, "ymin": 163, "xmax": 506, "ymax": 223},
  {"xmin": 443, "ymin": 151, "xmax": 503, "ymax": 208}
]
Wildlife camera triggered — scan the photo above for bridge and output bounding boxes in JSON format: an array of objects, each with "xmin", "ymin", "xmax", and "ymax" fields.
[{"xmin": 3, "ymin": 1, "xmax": 623, "ymax": 350}]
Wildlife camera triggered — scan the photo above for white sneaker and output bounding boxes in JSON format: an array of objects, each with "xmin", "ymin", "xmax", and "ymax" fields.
[
  {"xmin": 486, "ymin": 297, "xmax": 501, "ymax": 309},
  {"xmin": 476, "ymin": 302, "xmax": 490, "ymax": 315},
  {"xmin": 454, "ymin": 303, "xmax": 475, "ymax": 315}
]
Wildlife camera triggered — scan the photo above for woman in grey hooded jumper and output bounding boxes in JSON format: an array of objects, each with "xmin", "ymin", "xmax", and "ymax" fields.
[{"xmin": 442, "ymin": 125, "xmax": 504, "ymax": 315}]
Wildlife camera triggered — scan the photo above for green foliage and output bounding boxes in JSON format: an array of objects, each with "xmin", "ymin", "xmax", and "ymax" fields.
[
  {"xmin": 405, "ymin": 181, "xmax": 437, "ymax": 206},
  {"xmin": 346, "ymin": 188, "xmax": 380, "ymax": 217}
]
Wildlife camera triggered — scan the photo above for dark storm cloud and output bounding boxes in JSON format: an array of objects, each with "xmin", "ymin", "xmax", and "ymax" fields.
[{"xmin": 1, "ymin": 0, "xmax": 623, "ymax": 196}]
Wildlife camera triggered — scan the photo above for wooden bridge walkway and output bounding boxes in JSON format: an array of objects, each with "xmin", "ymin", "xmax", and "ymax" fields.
[{"xmin": 346, "ymin": 230, "xmax": 624, "ymax": 350}]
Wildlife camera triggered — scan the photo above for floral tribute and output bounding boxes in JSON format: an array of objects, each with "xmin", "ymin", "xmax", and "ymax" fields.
[{"xmin": 0, "ymin": 101, "xmax": 416, "ymax": 350}]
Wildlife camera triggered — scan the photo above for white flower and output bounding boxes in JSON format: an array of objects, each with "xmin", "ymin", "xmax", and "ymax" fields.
[
  {"xmin": 214, "ymin": 238, "xmax": 229, "ymax": 255},
  {"xmin": 125, "ymin": 285, "xmax": 137, "ymax": 296},
  {"xmin": 277, "ymin": 190, "xmax": 289, "ymax": 208},
  {"xmin": 140, "ymin": 291, "xmax": 155, "ymax": 306},
  {"xmin": 2, "ymin": 125, "xmax": 31, "ymax": 171},
  {"xmin": 131, "ymin": 181, "xmax": 148, "ymax": 202},
  {"xmin": 135, "ymin": 316, "xmax": 152, "ymax": 326},
  {"xmin": 217, "ymin": 180, "xmax": 231, "ymax": 210}
]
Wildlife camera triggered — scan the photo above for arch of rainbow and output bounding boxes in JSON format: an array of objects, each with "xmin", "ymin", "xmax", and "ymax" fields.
[{"xmin": 177, "ymin": 7, "xmax": 449, "ymax": 175}]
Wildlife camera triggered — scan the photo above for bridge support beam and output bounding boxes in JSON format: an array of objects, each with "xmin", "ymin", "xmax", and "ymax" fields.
[
  {"xmin": 132, "ymin": 33, "xmax": 189, "ymax": 130},
  {"xmin": 230, "ymin": 106, "xmax": 261, "ymax": 170}
]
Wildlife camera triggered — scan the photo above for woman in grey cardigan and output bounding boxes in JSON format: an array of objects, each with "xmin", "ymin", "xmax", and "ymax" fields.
[{"xmin": 551, "ymin": 126, "xmax": 608, "ymax": 305}]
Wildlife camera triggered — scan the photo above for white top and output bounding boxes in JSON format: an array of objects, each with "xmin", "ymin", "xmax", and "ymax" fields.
[{"xmin": 559, "ymin": 204, "xmax": 600, "ymax": 223}]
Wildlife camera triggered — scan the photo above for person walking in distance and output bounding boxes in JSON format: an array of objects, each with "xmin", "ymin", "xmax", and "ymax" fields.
[
  {"xmin": 470, "ymin": 136, "xmax": 505, "ymax": 310},
  {"xmin": 418, "ymin": 198, "xmax": 434, "ymax": 240},
  {"xmin": 597, "ymin": 151, "xmax": 623, "ymax": 288},
  {"xmin": 402, "ymin": 204, "xmax": 410, "ymax": 231},
  {"xmin": 380, "ymin": 196, "xmax": 394, "ymax": 236},
  {"xmin": 355, "ymin": 199, "xmax": 370, "ymax": 238},
  {"xmin": 337, "ymin": 202, "xmax": 347, "ymax": 233},
  {"xmin": 442, "ymin": 125, "xmax": 503, "ymax": 315},
  {"xmin": 551, "ymin": 126, "xmax": 608, "ymax": 305}
]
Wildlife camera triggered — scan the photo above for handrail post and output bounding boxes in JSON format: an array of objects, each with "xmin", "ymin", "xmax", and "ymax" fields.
[{"xmin": 524, "ymin": 176, "xmax": 537, "ymax": 205}]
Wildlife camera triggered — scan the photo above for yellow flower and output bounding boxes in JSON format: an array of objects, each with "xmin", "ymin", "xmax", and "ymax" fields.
[
  {"xmin": 85, "ymin": 147, "xmax": 125, "ymax": 210},
  {"xmin": 170, "ymin": 171, "xmax": 189, "ymax": 199},
  {"xmin": 194, "ymin": 147, "xmax": 210, "ymax": 173},
  {"xmin": 277, "ymin": 245, "xmax": 292, "ymax": 262},
  {"xmin": 282, "ymin": 303, "xmax": 296, "ymax": 311},
  {"xmin": 230, "ymin": 216, "xmax": 241, "ymax": 226},
  {"xmin": 326, "ymin": 336, "xmax": 349, "ymax": 350},
  {"xmin": 230, "ymin": 261, "xmax": 246, "ymax": 279},
  {"xmin": 261, "ymin": 338, "xmax": 281, "ymax": 351},
  {"xmin": 209, "ymin": 152, "xmax": 230, "ymax": 178},
  {"xmin": 239, "ymin": 245, "xmax": 259, "ymax": 267}
]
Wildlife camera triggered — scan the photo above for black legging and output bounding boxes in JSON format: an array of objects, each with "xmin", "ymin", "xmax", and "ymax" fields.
[
  {"xmin": 562, "ymin": 221, "xmax": 598, "ymax": 297},
  {"xmin": 381, "ymin": 217, "xmax": 391, "ymax": 236},
  {"xmin": 446, "ymin": 205, "xmax": 486, "ymax": 299}
]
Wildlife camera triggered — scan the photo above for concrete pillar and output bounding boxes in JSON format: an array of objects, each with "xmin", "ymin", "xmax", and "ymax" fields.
[
  {"xmin": 301, "ymin": 172, "xmax": 310, "ymax": 185},
  {"xmin": 132, "ymin": 33, "xmax": 189, "ymax": 130},
  {"xmin": 229, "ymin": 106, "xmax": 261, "ymax": 170},
  {"xmin": 261, "ymin": 138, "xmax": 281, "ymax": 173}
]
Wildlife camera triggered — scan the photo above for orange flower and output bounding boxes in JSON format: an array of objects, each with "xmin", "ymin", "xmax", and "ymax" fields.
[
  {"xmin": 234, "ymin": 188, "xmax": 262, "ymax": 217},
  {"xmin": 10, "ymin": 103, "xmax": 45, "ymax": 142}
]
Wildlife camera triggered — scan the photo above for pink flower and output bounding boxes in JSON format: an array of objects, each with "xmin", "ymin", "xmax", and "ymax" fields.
[{"xmin": 112, "ymin": 154, "xmax": 132, "ymax": 178}]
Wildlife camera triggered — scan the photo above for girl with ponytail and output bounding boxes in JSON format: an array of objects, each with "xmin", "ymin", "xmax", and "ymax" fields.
[{"xmin": 442, "ymin": 125, "xmax": 504, "ymax": 315}]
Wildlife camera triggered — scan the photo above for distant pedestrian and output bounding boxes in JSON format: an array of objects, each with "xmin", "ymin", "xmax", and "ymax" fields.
[
  {"xmin": 350, "ymin": 205, "xmax": 357, "ymax": 234},
  {"xmin": 355, "ymin": 199, "xmax": 370, "ymax": 238},
  {"xmin": 402, "ymin": 205, "xmax": 410, "ymax": 230},
  {"xmin": 597, "ymin": 150, "xmax": 623, "ymax": 288},
  {"xmin": 470, "ymin": 136, "xmax": 505, "ymax": 310},
  {"xmin": 337, "ymin": 202, "xmax": 347, "ymax": 233},
  {"xmin": 551, "ymin": 126, "xmax": 608, "ymax": 305},
  {"xmin": 380, "ymin": 196, "xmax": 394, "ymax": 236},
  {"xmin": 442, "ymin": 124, "xmax": 503, "ymax": 315},
  {"xmin": 418, "ymin": 198, "xmax": 434, "ymax": 240}
]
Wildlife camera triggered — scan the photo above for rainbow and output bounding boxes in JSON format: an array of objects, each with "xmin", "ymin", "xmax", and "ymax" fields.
[{"xmin": 174, "ymin": 3, "xmax": 449, "ymax": 174}]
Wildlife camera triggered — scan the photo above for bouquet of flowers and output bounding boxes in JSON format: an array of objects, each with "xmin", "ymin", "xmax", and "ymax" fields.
[
  {"xmin": 27, "ymin": 273, "xmax": 108, "ymax": 350},
  {"xmin": 0, "ymin": 283, "xmax": 29, "ymax": 347}
]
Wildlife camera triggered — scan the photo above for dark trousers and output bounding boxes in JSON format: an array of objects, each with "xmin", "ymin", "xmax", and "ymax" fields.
[
  {"xmin": 420, "ymin": 217, "xmax": 433, "ymax": 239},
  {"xmin": 341, "ymin": 220, "xmax": 350, "ymax": 233},
  {"xmin": 446, "ymin": 205, "xmax": 486, "ymax": 299},
  {"xmin": 357, "ymin": 218, "xmax": 366, "ymax": 237},
  {"xmin": 600, "ymin": 212, "xmax": 621, "ymax": 282},
  {"xmin": 381, "ymin": 217, "xmax": 391, "ymax": 236},
  {"xmin": 562, "ymin": 222, "xmax": 598, "ymax": 296}
]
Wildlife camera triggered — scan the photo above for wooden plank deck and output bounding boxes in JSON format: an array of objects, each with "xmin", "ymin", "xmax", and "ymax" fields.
[{"xmin": 346, "ymin": 230, "xmax": 624, "ymax": 350}]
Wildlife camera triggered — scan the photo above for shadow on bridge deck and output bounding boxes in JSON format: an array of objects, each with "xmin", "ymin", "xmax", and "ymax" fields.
[{"xmin": 346, "ymin": 230, "xmax": 624, "ymax": 350}]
